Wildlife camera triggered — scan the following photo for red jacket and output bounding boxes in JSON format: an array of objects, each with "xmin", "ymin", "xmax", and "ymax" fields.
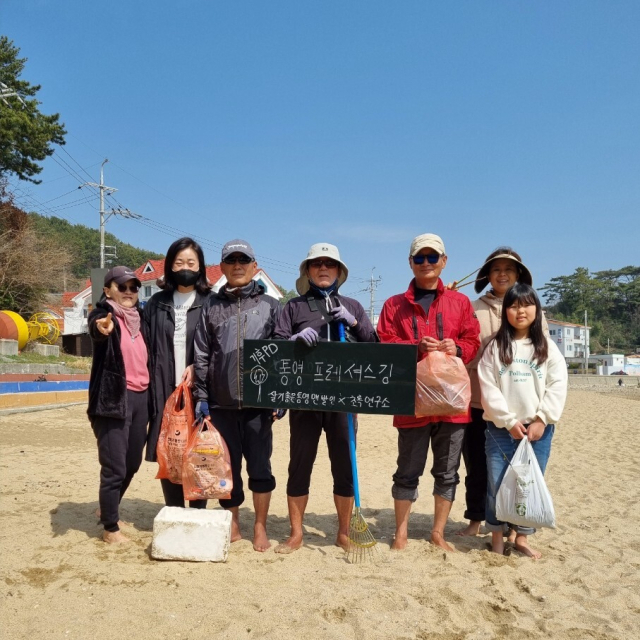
[{"xmin": 377, "ymin": 278, "xmax": 480, "ymax": 428}]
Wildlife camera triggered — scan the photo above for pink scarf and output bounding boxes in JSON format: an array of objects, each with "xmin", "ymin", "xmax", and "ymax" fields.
[{"xmin": 108, "ymin": 300, "xmax": 141, "ymax": 339}]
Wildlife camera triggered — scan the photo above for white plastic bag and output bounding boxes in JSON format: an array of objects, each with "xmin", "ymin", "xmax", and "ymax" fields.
[{"xmin": 495, "ymin": 436, "xmax": 556, "ymax": 529}]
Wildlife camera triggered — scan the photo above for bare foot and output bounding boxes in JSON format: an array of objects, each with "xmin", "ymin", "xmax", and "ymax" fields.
[
  {"xmin": 456, "ymin": 521, "xmax": 482, "ymax": 536},
  {"xmin": 391, "ymin": 534, "xmax": 408, "ymax": 551},
  {"xmin": 514, "ymin": 534, "xmax": 542, "ymax": 559},
  {"xmin": 431, "ymin": 531, "xmax": 455, "ymax": 552},
  {"xmin": 230, "ymin": 519, "xmax": 243, "ymax": 543},
  {"xmin": 274, "ymin": 534, "xmax": 303, "ymax": 554},
  {"xmin": 335, "ymin": 532, "xmax": 350, "ymax": 551},
  {"xmin": 253, "ymin": 523, "xmax": 271, "ymax": 552},
  {"xmin": 102, "ymin": 530, "xmax": 129, "ymax": 544},
  {"xmin": 507, "ymin": 528, "xmax": 517, "ymax": 543}
]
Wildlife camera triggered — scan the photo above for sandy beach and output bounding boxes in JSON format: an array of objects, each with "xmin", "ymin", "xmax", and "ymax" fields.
[{"xmin": 1, "ymin": 387, "xmax": 639, "ymax": 640}]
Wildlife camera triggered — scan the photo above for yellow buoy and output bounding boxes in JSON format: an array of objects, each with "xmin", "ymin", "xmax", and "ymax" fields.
[{"xmin": 0, "ymin": 310, "xmax": 29, "ymax": 350}]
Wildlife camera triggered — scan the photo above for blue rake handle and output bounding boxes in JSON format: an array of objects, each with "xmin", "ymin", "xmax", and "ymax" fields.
[{"xmin": 338, "ymin": 323, "xmax": 361, "ymax": 509}]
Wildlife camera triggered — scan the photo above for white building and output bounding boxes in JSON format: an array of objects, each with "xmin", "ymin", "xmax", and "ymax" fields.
[
  {"xmin": 588, "ymin": 353, "xmax": 625, "ymax": 376},
  {"xmin": 61, "ymin": 284, "xmax": 91, "ymax": 335},
  {"xmin": 546, "ymin": 319, "xmax": 590, "ymax": 360}
]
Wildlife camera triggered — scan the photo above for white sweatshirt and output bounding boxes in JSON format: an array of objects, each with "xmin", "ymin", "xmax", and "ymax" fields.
[{"xmin": 478, "ymin": 336, "xmax": 568, "ymax": 429}]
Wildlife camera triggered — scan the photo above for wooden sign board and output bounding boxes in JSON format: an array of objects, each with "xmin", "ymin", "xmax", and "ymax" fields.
[{"xmin": 243, "ymin": 340, "xmax": 417, "ymax": 416}]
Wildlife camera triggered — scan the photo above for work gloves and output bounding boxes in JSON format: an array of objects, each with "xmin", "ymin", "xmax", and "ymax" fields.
[
  {"xmin": 329, "ymin": 304, "xmax": 357, "ymax": 328},
  {"xmin": 272, "ymin": 408, "xmax": 287, "ymax": 421},
  {"xmin": 290, "ymin": 327, "xmax": 320, "ymax": 346},
  {"xmin": 195, "ymin": 401, "xmax": 210, "ymax": 423}
]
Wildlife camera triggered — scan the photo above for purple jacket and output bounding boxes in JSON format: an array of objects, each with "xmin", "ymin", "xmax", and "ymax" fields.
[{"xmin": 274, "ymin": 290, "xmax": 377, "ymax": 344}]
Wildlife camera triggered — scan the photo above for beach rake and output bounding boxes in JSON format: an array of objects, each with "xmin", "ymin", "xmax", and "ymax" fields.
[
  {"xmin": 449, "ymin": 267, "xmax": 481, "ymax": 291},
  {"xmin": 338, "ymin": 323, "xmax": 378, "ymax": 563}
]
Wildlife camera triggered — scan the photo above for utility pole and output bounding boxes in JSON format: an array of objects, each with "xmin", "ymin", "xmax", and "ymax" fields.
[
  {"xmin": 81, "ymin": 160, "xmax": 141, "ymax": 267},
  {"xmin": 366, "ymin": 268, "xmax": 382, "ymax": 324},
  {"xmin": 81, "ymin": 159, "xmax": 117, "ymax": 268},
  {"xmin": 584, "ymin": 310, "xmax": 589, "ymax": 374}
]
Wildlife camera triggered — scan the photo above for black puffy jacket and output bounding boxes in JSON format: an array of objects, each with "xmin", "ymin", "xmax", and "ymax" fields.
[
  {"xmin": 143, "ymin": 288, "xmax": 210, "ymax": 462},
  {"xmin": 87, "ymin": 299, "xmax": 151, "ymax": 421},
  {"xmin": 193, "ymin": 281, "xmax": 282, "ymax": 409}
]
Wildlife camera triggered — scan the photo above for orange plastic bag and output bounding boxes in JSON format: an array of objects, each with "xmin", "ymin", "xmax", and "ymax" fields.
[
  {"xmin": 415, "ymin": 351, "xmax": 471, "ymax": 417},
  {"xmin": 155, "ymin": 382, "xmax": 194, "ymax": 483},
  {"xmin": 182, "ymin": 417, "xmax": 233, "ymax": 501}
]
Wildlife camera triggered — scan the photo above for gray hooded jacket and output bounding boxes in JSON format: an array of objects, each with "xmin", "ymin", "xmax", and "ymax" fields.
[{"xmin": 193, "ymin": 280, "xmax": 282, "ymax": 409}]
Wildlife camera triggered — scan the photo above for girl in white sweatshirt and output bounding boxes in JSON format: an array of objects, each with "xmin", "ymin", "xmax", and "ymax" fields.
[{"xmin": 478, "ymin": 283, "xmax": 567, "ymax": 558}]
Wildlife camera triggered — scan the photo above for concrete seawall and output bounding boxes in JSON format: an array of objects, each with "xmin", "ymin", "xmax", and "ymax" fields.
[{"xmin": 568, "ymin": 374, "xmax": 640, "ymax": 387}]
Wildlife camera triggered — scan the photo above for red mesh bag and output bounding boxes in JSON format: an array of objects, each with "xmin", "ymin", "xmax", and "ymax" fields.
[
  {"xmin": 182, "ymin": 417, "xmax": 233, "ymax": 501},
  {"xmin": 155, "ymin": 383, "xmax": 194, "ymax": 483},
  {"xmin": 415, "ymin": 352, "xmax": 471, "ymax": 417}
]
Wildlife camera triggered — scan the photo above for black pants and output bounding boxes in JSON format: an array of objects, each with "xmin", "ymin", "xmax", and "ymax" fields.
[
  {"xmin": 287, "ymin": 410, "xmax": 355, "ymax": 498},
  {"xmin": 91, "ymin": 389, "xmax": 149, "ymax": 532},
  {"xmin": 160, "ymin": 478, "xmax": 207, "ymax": 510},
  {"xmin": 461, "ymin": 407, "xmax": 488, "ymax": 522},
  {"xmin": 210, "ymin": 407, "xmax": 276, "ymax": 509}
]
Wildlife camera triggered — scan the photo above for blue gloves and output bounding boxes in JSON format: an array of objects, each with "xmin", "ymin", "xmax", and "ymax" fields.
[
  {"xmin": 290, "ymin": 327, "xmax": 320, "ymax": 346},
  {"xmin": 195, "ymin": 401, "xmax": 210, "ymax": 422},
  {"xmin": 329, "ymin": 304, "xmax": 356, "ymax": 328}
]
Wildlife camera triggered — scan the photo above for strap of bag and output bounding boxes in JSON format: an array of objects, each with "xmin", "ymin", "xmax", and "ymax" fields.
[
  {"xmin": 486, "ymin": 426, "xmax": 531, "ymax": 471},
  {"xmin": 306, "ymin": 293, "xmax": 333, "ymax": 324}
]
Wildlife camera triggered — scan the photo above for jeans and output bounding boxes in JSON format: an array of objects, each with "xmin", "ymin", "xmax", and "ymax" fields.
[{"xmin": 485, "ymin": 421, "xmax": 555, "ymax": 536}]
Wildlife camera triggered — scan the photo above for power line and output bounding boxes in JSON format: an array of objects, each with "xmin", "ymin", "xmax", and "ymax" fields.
[
  {"xmin": 66, "ymin": 135, "xmax": 303, "ymax": 273},
  {"xmin": 36, "ymin": 141, "xmax": 377, "ymax": 283},
  {"xmin": 41, "ymin": 188, "xmax": 83, "ymax": 204}
]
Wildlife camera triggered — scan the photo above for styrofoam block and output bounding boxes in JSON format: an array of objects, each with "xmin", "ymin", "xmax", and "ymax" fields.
[{"xmin": 151, "ymin": 506, "xmax": 232, "ymax": 562}]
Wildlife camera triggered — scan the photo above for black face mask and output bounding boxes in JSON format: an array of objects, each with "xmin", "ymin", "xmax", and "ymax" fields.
[{"xmin": 173, "ymin": 269, "xmax": 199, "ymax": 287}]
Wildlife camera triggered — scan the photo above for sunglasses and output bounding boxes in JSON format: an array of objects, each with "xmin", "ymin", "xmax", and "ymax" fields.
[
  {"xmin": 222, "ymin": 255, "xmax": 253, "ymax": 265},
  {"xmin": 116, "ymin": 283, "xmax": 140, "ymax": 293},
  {"xmin": 309, "ymin": 259, "xmax": 339, "ymax": 269},
  {"xmin": 412, "ymin": 254, "xmax": 441, "ymax": 265}
]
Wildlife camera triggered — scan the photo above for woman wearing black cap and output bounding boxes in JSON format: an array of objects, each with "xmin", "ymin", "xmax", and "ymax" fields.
[
  {"xmin": 143, "ymin": 237, "xmax": 211, "ymax": 509},
  {"xmin": 88, "ymin": 266, "xmax": 150, "ymax": 543},
  {"xmin": 457, "ymin": 247, "xmax": 547, "ymax": 538}
]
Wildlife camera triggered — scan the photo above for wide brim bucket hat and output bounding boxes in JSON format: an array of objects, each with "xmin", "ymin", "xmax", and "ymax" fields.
[
  {"xmin": 475, "ymin": 252, "xmax": 533, "ymax": 294},
  {"xmin": 295, "ymin": 243, "xmax": 349, "ymax": 295}
]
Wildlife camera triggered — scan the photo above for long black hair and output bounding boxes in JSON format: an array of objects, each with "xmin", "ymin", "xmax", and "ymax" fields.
[
  {"xmin": 495, "ymin": 283, "xmax": 548, "ymax": 366},
  {"xmin": 159, "ymin": 237, "xmax": 211, "ymax": 294}
]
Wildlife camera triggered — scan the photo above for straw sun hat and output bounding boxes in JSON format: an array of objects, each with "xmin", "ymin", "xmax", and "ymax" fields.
[{"xmin": 474, "ymin": 251, "xmax": 533, "ymax": 294}]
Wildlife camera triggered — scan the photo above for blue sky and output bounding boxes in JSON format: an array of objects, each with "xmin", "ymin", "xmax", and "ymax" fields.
[{"xmin": 3, "ymin": 1, "xmax": 639, "ymax": 313}]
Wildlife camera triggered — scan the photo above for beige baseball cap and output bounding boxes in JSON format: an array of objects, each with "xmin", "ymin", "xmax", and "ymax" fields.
[
  {"xmin": 295, "ymin": 243, "xmax": 349, "ymax": 295},
  {"xmin": 409, "ymin": 233, "xmax": 446, "ymax": 257}
]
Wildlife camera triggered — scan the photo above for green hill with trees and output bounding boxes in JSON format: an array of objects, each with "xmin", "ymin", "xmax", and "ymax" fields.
[
  {"xmin": 29, "ymin": 212, "xmax": 163, "ymax": 280},
  {"xmin": 542, "ymin": 267, "xmax": 640, "ymax": 354}
]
